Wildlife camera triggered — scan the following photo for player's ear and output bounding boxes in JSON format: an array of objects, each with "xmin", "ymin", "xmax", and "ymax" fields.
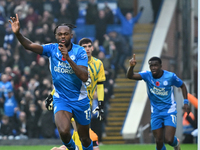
[{"xmin": 71, "ymin": 33, "xmax": 73, "ymax": 39}]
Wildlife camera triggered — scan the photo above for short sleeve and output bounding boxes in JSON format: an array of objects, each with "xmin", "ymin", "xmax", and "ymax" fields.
[
  {"xmin": 171, "ymin": 73, "xmax": 183, "ymax": 87},
  {"xmin": 139, "ymin": 70, "xmax": 149, "ymax": 81},
  {"xmin": 76, "ymin": 47, "xmax": 88, "ymax": 67},
  {"xmin": 42, "ymin": 43, "xmax": 55, "ymax": 57}
]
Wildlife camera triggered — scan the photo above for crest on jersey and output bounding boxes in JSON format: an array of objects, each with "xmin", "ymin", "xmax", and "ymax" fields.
[
  {"xmin": 163, "ymin": 81, "xmax": 168, "ymax": 86},
  {"xmin": 70, "ymin": 55, "xmax": 75, "ymax": 60}
]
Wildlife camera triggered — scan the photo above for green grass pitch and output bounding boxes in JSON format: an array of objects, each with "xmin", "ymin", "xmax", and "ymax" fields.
[{"xmin": 0, "ymin": 144, "xmax": 197, "ymax": 150}]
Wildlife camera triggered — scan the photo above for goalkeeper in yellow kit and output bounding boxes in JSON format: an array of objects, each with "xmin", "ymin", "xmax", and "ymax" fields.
[{"xmin": 46, "ymin": 38, "xmax": 106, "ymax": 150}]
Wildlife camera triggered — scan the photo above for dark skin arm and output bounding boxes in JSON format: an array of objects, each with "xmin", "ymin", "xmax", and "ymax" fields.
[
  {"xmin": 9, "ymin": 14, "xmax": 43, "ymax": 54},
  {"xmin": 126, "ymin": 54, "xmax": 142, "ymax": 80},
  {"xmin": 180, "ymin": 82, "xmax": 189, "ymax": 113},
  {"xmin": 58, "ymin": 43, "xmax": 88, "ymax": 82}
]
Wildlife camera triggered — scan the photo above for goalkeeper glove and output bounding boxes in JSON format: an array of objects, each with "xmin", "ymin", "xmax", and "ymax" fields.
[
  {"xmin": 92, "ymin": 101, "xmax": 104, "ymax": 121},
  {"xmin": 45, "ymin": 94, "xmax": 53, "ymax": 111}
]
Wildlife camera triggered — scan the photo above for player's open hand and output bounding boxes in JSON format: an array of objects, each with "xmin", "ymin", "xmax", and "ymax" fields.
[
  {"xmin": 58, "ymin": 43, "xmax": 69, "ymax": 60},
  {"xmin": 8, "ymin": 14, "xmax": 20, "ymax": 34},
  {"xmin": 129, "ymin": 54, "xmax": 137, "ymax": 67}
]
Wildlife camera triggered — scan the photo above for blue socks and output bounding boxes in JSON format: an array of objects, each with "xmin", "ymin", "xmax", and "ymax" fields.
[
  {"xmin": 169, "ymin": 136, "xmax": 178, "ymax": 147},
  {"xmin": 63, "ymin": 138, "xmax": 75, "ymax": 150},
  {"xmin": 82, "ymin": 140, "xmax": 93, "ymax": 150}
]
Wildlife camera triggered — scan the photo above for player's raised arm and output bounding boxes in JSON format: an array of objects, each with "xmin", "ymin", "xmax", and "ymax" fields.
[
  {"xmin": 126, "ymin": 54, "xmax": 142, "ymax": 80},
  {"xmin": 9, "ymin": 14, "xmax": 43, "ymax": 54}
]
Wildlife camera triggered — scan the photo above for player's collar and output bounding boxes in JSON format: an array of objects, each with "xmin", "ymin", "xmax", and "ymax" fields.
[
  {"xmin": 88, "ymin": 56, "xmax": 93, "ymax": 64},
  {"xmin": 68, "ymin": 43, "xmax": 73, "ymax": 52}
]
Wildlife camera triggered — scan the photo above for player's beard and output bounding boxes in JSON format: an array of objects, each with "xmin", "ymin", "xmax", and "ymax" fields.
[{"xmin": 64, "ymin": 39, "xmax": 71, "ymax": 48}]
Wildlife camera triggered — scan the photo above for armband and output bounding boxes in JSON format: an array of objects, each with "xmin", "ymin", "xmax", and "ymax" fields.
[{"xmin": 184, "ymin": 99, "xmax": 189, "ymax": 104}]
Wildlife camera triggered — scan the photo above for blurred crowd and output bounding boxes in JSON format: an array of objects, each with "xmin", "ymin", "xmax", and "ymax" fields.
[{"xmin": 0, "ymin": 0, "xmax": 140, "ymax": 141}]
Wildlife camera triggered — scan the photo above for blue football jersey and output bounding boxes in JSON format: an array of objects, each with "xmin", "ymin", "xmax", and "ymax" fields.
[
  {"xmin": 42, "ymin": 43, "xmax": 89, "ymax": 104},
  {"xmin": 139, "ymin": 70, "xmax": 183, "ymax": 114}
]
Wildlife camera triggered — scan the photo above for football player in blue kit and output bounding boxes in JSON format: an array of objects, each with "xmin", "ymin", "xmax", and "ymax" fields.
[
  {"xmin": 127, "ymin": 54, "xmax": 189, "ymax": 150},
  {"xmin": 9, "ymin": 14, "xmax": 93, "ymax": 150}
]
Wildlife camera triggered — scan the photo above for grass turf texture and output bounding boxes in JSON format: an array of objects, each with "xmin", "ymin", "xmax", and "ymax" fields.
[{"xmin": 0, "ymin": 144, "xmax": 197, "ymax": 150}]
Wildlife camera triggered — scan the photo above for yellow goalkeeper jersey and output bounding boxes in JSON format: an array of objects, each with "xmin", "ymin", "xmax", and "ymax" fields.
[{"xmin": 87, "ymin": 56, "xmax": 106, "ymax": 104}]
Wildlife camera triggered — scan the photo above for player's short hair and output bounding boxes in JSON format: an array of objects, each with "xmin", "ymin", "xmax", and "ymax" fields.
[
  {"xmin": 148, "ymin": 57, "xmax": 162, "ymax": 64},
  {"xmin": 78, "ymin": 38, "xmax": 92, "ymax": 46},
  {"xmin": 53, "ymin": 23, "xmax": 76, "ymax": 35}
]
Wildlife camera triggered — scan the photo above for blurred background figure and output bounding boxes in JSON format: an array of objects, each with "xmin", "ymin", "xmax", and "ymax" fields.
[
  {"xmin": 0, "ymin": 115, "xmax": 14, "ymax": 140},
  {"xmin": 182, "ymin": 105, "xmax": 196, "ymax": 143}
]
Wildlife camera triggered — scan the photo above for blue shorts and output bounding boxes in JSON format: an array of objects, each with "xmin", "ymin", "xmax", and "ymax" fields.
[
  {"xmin": 151, "ymin": 113, "xmax": 177, "ymax": 130},
  {"xmin": 53, "ymin": 96, "xmax": 91, "ymax": 125}
]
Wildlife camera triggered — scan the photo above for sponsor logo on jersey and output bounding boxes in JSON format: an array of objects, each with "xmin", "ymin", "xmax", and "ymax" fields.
[
  {"xmin": 150, "ymin": 86, "xmax": 168, "ymax": 96},
  {"xmin": 54, "ymin": 61, "xmax": 74, "ymax": 74}
]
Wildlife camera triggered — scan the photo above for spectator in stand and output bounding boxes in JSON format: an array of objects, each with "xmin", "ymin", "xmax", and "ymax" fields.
[
  {"xmin": 18, "ymin": 75, "xmax": 28, "ymax": 91},
  {"xmin": 108, "ymin": 31, "xmax": 129, "ymax": 78},
  {"xmin": 0, "ymin": 0, "xmax": 6, "ymax": 18},
  {"xmin": 182, "ymin": 106, "xmax": 196, "ymax": 143},
  {"xmin": 20, "ymin": 91, "xmax": 35, "ymax": 114},
  {"xmin": 0, "ymin": 52, "xmax": 10, "ymax": 73},
  {"xmin": 24, "ymin": 6, "xmax": 39, "ymax": 26},
  {"xmin": 67, "ymin": 0, "xmax": 79, "ymax": 25},
  {"xmin": 0, "ymin": 8, "xmax": 6, "ymax": 47},
  {"xmin": 15, "ymin": 111, "xmax": 28, "ymax": 139},
  {"xmin": 116, "ymin": 6, "xmax": 144, "ymax": 56},
  {"xmin": 3, "ymin": 90, "xmax": 19, "ymax": 119},
  {"xmin": 8, "ymin": 54, "xmax": 24, "ymax": 73},
  {"xmin": 29, "ymin": 0, "xmax": 44, "ymax": 16},
  {"xmin": 95, "ymin": 9, "xmax": 109, "ymax": 46},
  {"xmin": 23, "ymin": 66, "xmax": 31, "ymax": 82},
  {"xmin": 31, "ymin": 57, "xmax": 50, "ymax": 83},
  {"xmin": 12, "ymin": 65, "xmax": 22, "ymax": 90},
  {"xmin": 5, "ymin": 1, "xmax": 17, "ymax": 17},
  {"xmin": 4, "ymin": 66, "xmax": 14, "ymax": 81},
  {"xmin": 24, "ymin": 20, "xmax": 36, "ymax": 42},
  {"xmin": 86, "ymin": 0, "xmax": 98, "ymax": 24},
  {"xmin": 56, "ymin": 0, "xmax": 72, "ymax": 24},
  {"xmin": 28, "ymin": 78, "xmax": 40, "ymax": 96},
  {"xmin": 14, "ymin": 0, "xmax": 29, "ymax": 28},
  {"xmin": 0, "ymin": 74, "xmax": 13, "ymax": 99},
  {"xmin": 18, "ymin": 41, "xmax": 38, "ymax": 67},
  {"xmin": 14, "ymin": 86, "xmax": 25, "ymax": 108},
  {"xmin": 103, "ymin": 2, "xmax": 114, "ymax": 24},
  {"xmin": 38, "ymin": 10, "xmax": 54, "ymax": 28},
  {"xmin": 34, "ymin": 78, "xmax": 52, "ymax": 103},
  {"xmin": 0, "ymin": 115, "xmax": 14, "ymax": 140},
  {"xmin": 3, "ymin": 23, "xmax": 16, "ymax": 51},
  {"xmin": 43, "ymin": 0, "xmax": 60, "ymax": 19},
  {"xmin": 35, "ymin": 23, "xmax": 54, "ymax": 44},
  {"xmin": 150, "ymin": 0, "xmax": 162, "ymax": 23},
  {"xmin": 38, "ymin": 100, "xmax": 55, "ymax": 138},
  {"xmin": 26, "ymin": 102, "xmax": 41, "ymax": 138}
]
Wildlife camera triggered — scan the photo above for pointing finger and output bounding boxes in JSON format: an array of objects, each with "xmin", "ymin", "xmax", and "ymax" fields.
[
  {"xmin": 59, "ymin": 43, "xmax": 64, "ymax": 47},
  {"xmin": 133, "ymin": 54, "xmax": 135, "ymax": 60},
  {"xmin": 16, "ymin": 14, "xmax": 19, "ymax": 21}
]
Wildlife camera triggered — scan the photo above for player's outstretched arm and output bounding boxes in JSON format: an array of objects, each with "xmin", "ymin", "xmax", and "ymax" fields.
[
  {"xmin": 126, "ymin": 54, "xmax": 142, "ymax": 80},
  {"xmin": 180, "ymin": 82, "xmax": 189, "ymax": 112},
  {"xmin": 9, "ymin": 14, "xmax": 43, "ymax": 54}
]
